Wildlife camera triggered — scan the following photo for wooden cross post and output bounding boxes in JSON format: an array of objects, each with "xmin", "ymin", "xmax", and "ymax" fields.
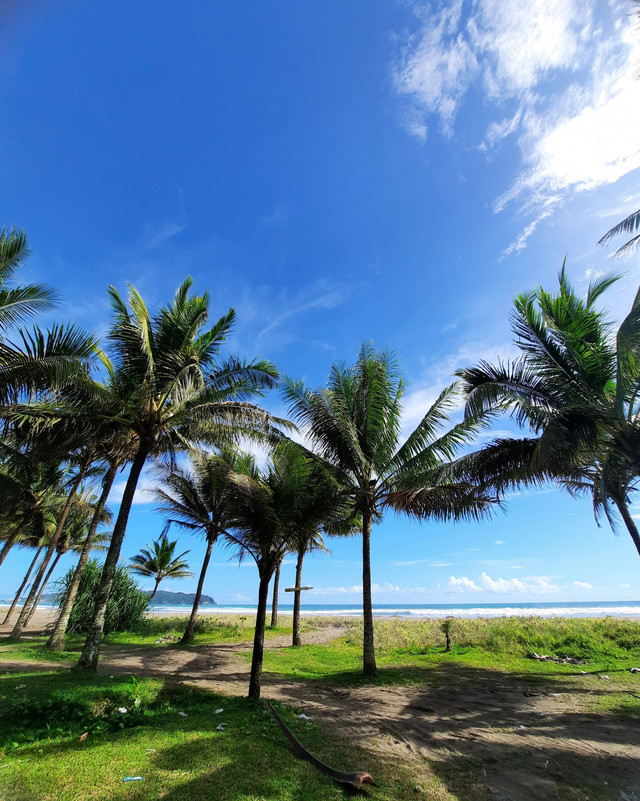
[{"xmin": 284, "ymin": 585, "xmax": 313, "ymax": 596}]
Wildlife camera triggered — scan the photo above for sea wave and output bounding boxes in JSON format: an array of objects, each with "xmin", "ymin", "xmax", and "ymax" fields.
[{"xmin": 147, "ymin": 603, "xmax": 640, "ymax": 619}]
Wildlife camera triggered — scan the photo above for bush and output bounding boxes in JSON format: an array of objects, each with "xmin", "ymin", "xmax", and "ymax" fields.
[{"xmin": 54, "ymin": 559, "xmax": 149, "ymax": 635}]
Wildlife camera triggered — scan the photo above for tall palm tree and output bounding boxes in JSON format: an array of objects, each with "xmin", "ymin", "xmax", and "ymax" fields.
[
  {"xmin": 282, "ymin": 343, "xmax": 497, "ymax": 675},
  {"xmin": 224, "ymin": 441, "xmax": 349, "ymax": 699},
  {"xmin": 76, "ymin": 278, "xmax": 282, "ymax": 671},
  {"xmin": 456, "ymin": 268, "xmax": 640, "ymax": 556},
  {"xmin": 154, "ymin": 448, "xmax": 253, "ymax": 644},
  {"xmin": 129, "ymin": 533, "xmax": 193, "ymax": 599}
]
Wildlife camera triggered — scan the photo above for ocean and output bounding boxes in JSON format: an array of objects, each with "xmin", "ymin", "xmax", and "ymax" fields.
[{"xmin": 145, "ymin": 600, "xmax": 640, "ymax": 619}]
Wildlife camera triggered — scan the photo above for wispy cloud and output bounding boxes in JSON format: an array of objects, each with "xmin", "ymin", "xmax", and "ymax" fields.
[
  {"xmin": 393, "ymin": 1, "xmax": 640, "ymax": 253},
  {"xmin": 258, "ymin": 283, "xmax": 350, "ymax": 339}
]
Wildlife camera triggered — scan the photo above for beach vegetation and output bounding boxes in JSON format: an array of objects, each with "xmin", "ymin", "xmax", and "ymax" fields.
[
  {"xmin": 55, "ymin": 559, "xmax": 149, "ymax": 636},
  {"xmin": 129, "ymin": 533, "xmax": 193, "ymax": 600}
]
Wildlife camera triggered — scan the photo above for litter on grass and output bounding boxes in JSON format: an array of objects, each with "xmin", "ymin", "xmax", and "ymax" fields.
[
  {"xmin": 123, "ymin": 777, "xmax": 143, "ymax": 782},
  {"xmin": 178, "ymin": 711, "xmax": 188, "ymax": 717},
  {"xmin": 298, "ymin": 714, "xmax": 311, "ymax": 720},
  {"xmin": 216, "ymin": 723, "xmax": 227, "ymax": 731},
  {"xmin": 214, "ymin": 708, "xmax": 224, "ymax": 714}
]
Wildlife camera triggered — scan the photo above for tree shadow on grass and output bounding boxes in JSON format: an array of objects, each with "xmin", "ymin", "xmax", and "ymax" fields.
[{"xmin": 270, "ymin": 661, "xmax": 640, "ymax": 801}]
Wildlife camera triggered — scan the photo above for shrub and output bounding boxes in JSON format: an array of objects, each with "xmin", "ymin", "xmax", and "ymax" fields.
[{"xmin": 54, "ymin": 559, "xmax": 149, "ymax": 635}]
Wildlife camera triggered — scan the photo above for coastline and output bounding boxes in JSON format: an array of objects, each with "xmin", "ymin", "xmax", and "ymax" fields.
[{"xmin": 2, "ymin": 601, "xmax": 639, "ymax": 636}]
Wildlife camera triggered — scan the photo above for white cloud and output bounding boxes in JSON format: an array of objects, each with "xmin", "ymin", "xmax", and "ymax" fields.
[
  {"xmin": 448, "ymin": 571, "xmax": 562, "ymax": 594},
  {"xmin": 494, "ymin": 540, "xmax": 505, "ymax": 545},
  {"xmin": 448, "ymin": 575, "xmax": 481, "ymax": 592},
  {"xmin": 394, "ymin": 1, "xmax": 640, "ymax": 252},
  {"xmin": 481, "ymin": 109, "xmax": 522, "ymax": 150},
  {"xmin": 310, "ymin": 582, "xmax": 428, "ymax": 597},
  {"xmin": 573, "ymin": 580, "xmax": 593, "ymax": 589}
]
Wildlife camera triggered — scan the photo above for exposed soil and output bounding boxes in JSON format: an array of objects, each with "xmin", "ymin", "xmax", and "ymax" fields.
[{"xmin": 2, "ymin": 611, "xmax": 639, "ymax": 800}]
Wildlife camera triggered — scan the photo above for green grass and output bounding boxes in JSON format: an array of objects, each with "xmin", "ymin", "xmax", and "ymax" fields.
[
  {"xmin": 106, "ymin": 613, "xmax": 296, "ymax": 647},
  {"xmin": 256, "ymin": 617, "xmax": 640, "ymax": 718},
  {"xmin": 0, "ymin": 614, "xmax": 300, "ymax": 664},
  {"xmin": 0, "ymin": 669, "xmax": 446, "ymax": 801}
]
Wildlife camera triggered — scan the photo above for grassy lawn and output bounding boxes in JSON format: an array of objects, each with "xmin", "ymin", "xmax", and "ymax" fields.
[{"xmin": 0, "ymin": 669, "xmax": 445, "ymax": 801}]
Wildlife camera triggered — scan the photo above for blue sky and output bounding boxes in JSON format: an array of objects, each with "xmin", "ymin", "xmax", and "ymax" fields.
[{"xmin": 1, "ymin": 0, "xmax": 639, "ymax": 605}]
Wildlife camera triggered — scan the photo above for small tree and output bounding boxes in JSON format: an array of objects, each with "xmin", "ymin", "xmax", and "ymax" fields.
[
  {"xmin": 55, "ymin": 559, "xmax": 149, "ymax": 635},
  {"xmin": 224, "ymin": 442, "xmax": 348, "ymax": 699},
  {"xmin": 129, "ymin": 533, "xmax": 193, "ymax": 600}
]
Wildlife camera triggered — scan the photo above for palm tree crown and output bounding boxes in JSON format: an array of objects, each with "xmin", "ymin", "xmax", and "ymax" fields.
[
  {"xmin": 129, "ymin": 533, "xmax": 193, "ymax": 599},
  {"xmin": 282, "ymin": 343, "xmax": 496, "ymax": 675},
  {"xmin": 456, "ymin": 268, "xmax": 640, "ymax": 555}
]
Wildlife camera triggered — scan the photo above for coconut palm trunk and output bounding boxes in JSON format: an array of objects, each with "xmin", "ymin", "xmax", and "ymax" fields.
[
  {"xmin": 2, "ymin": 546, "xmax": 44, "ymax": 625},
  {"xmin": 10, "ymin": 471, "xmax": 85, "ymax": 640},
  {"xmin": 78, "ymin": 440, "xmax": 150, "ymax": 671},
  {"xmin": 0, "ymin": 522, "xmax": 25, "ymax": 568},
  {"xmin": 248, "ymin": 570, "xmax": 271, "ymax": 700},
  {"xmin": 180, "ymin": 535, "xmax": 215, "ymax": 645},
  {"xmin": 614, "ymin": 496, "xmax": 640, "ymax": 557},
  {"xmin": 270, "ymin": 558, "xmax": 281, "ymax": 628},
  {"xmin": 45, "ymin": 462, "xmax": 118, "ymax": 651},
  {"xmin": 361, "ymin": 507, "xmax": 376, "ymax": 675},
  {"xmin": 292, "ymin": 547, "xmax": 304, "ymax": 647},
  {"xmin": 24, "ymin": 550, "xmax": 63, "ymax": 627}
]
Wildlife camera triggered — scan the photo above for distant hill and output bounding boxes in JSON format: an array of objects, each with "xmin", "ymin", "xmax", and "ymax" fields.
[
  {"xmin": 14, "ymin": 589, "xmax": 216, "ymax": 607},
  {"xmin": 148, "ymin": 590, "xmax": 216, "ymax": 606}
]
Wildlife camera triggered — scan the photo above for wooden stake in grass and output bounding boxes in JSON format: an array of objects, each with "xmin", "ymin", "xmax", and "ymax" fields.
[{"xmin": 441, "ymin": 618, "xmax": 454, "ymax": 652}]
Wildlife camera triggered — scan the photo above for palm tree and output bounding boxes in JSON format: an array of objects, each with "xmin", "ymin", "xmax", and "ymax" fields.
[
  {"xmin": 599, "ymin": 208, "xmax": 640, "ymax": 257},
  {"xmin": 456, "ymin": 268, "xmax": 640, "ymax": 556},
  {"xmin": 290, "ymin": 530, "xmax": 328, "ymax": 647},
  {"xmin": 282, "ymin": 343, "xmax": 497, "ymax": 675},
  {"xmin": 76, "ymin": 278, "xmax": 282, "ymax": 671},
  {"xmin": 154, "ymin": 448, "xmax": 253, "ymax": 644},
  {"xmin": 129, "ymin": 534, "xmax": 193, "ymax": 600},
  {"xmin": 21, "ymin": 485, "xmax": 112, "ymax": 628},
  {"xmin": 10, "ymin": 448, "xmax": 102, "ymax": 639},
  {"xmin": 270, "ymin": 556, "xmax": 283, "ymax": 628},
  {"xmin": 45, "ymin": 457, "xmax": 120, "ymax": 651},
  {"xmin": 0, "ymin": 228, "xmax": 57, "ymax": 334},
  {"xmin": 223, "ymin": 441, "xmax": 349, "ymax": 699}
]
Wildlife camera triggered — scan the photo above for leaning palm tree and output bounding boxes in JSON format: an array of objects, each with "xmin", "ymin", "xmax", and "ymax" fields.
[
  {"xmin": 129, "ymin": 534, "xmax": 193, "ymax": 600},
  {"xmin": 76, "ymin": 278, "xmax": 282, "ymax": 671},
  {"xmin": 282, "ymin": 343, "xmax": 497, "ymax": 675},
  {"xmin": 224, "ymin": 441, "xmax": 349, "ymax": 699},
  {"xmin": 154, "ymin": 447, "xmax": 254, "ymax": 644},
  {"xmin": 456, "ymin": 268, "xmax": 640, "ymax": 556},
  {"xmin": 22, "ymin": 485, "xmax": 112, "ymax": 628}
]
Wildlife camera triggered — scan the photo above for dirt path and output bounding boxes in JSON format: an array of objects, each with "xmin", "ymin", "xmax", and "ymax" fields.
[{"xmin": 2, "ymin": 618, "xmax": 639, "ymax": 799}]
